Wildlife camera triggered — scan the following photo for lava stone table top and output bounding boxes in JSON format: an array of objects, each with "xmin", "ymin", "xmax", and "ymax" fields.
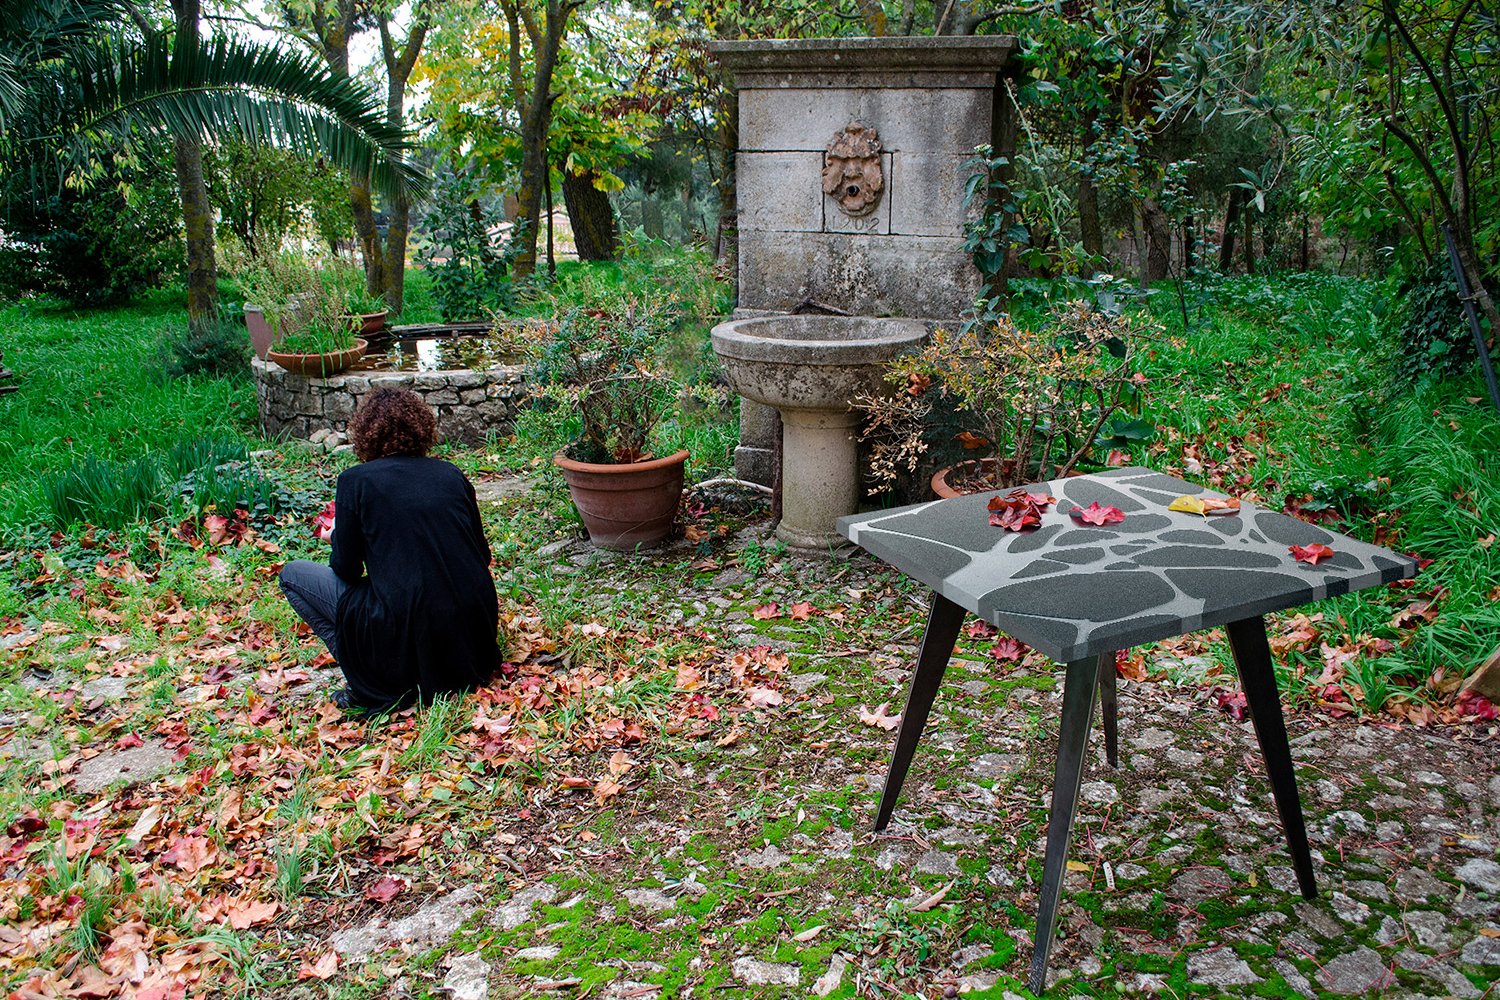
[{"xmin": 838, "ymin": 467, "xmax": 1419, "ymax": 662}]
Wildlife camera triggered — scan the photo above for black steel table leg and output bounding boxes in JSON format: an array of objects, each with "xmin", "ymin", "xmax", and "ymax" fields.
[
  {"xmin": 1028, "ymin": 656, "xmax": 1101, "ymax": 995},
  {"xmin": 873, "ymin": 592, "xmax": 965, "ymax": 832},
  {"xmin": 1096, "ymin": 652, "xmax": 1118, "ymax": 769},
  {"xmin": 1226, "ymin": 615, "xmax": 1317, "ymax": 899}
]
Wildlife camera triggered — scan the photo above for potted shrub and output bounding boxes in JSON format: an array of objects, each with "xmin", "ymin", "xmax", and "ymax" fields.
[
  {"xmin": 860, "ymin": 299, "xmax": 1153, "ymax": 498},
  {"xmin": 532, "ymin": 302, "xmax": 688, "ymax": 551},
  {"xmin": 339, "ymin": 276, "xmax": 390, "ymax": 336},
  {"xmin": 230, "ymin": 249, "xmax": 368, "ymax": 376}
]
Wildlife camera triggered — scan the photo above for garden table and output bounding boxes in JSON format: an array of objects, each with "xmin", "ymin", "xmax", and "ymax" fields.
[{"xmin": 836, "ymin": 466, "xmax": 1418, "ymax": 994}]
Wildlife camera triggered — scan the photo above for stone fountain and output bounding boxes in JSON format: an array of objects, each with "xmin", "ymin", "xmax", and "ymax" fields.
[{"xmin": 709, "ymin": 36, "xmax": 1021, "ymax": 555}]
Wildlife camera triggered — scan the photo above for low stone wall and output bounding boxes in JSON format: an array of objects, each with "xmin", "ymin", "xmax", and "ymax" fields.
[{"xmin": 252, "ymin": 357, "xmax": 529, "ymax": 448}]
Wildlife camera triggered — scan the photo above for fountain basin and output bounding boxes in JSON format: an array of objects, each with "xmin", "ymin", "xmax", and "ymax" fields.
[
  {"xmin": 253, "ymin": 321, "xmax": 547, "ymax": 448},
  {"xmin": 711, "ymin": 315, "xmax": 928, "ymax": 555},
  {"xmin": 711, "ymin": 315, "xmax": 929, "ymax": 411}
]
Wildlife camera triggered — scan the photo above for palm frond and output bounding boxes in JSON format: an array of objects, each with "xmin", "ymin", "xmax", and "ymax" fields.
[{"xmin": 69, "ymin": 31, "xmax": 426, "ymax": 200}]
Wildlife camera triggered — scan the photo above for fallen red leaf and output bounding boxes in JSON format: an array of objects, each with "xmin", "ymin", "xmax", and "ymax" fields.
[
  {"xmin": 1456, "ymin": 689, "xmax": 1498, "ymax": 721},
  {"xmin": 1212, "ymin": 688, "xmax": 1248, "ymax": 720},
  {"xmin": 787, "ymin": 601, "xmax": 815, "ymax": 621},
  {"xmin": 1070, "ymin": 502, "xmax": 1125, "ymax": 526},
  {"xmin": 990, "ymin": 636, "xmax": 1028, "ymax": 663},
  {"xmin": 1289, "ymin": 543, "xmax": 1336, "ymax": 565},
  {"xmin": 987, "ymin": 489, "xmax": 1054, "ymax": 532},
  {"xmin": 751, "ymin": 603, "xmax": 779, "ymax": 620},
  {"xmin": 364, "ymin": 876, "xmax": 405, "ymax": 904}
]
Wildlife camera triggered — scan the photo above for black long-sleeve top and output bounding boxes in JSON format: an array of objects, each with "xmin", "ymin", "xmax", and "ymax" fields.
[{"xmin": 330, "ymin": 455, "xmax": 499, "ymax": 710}]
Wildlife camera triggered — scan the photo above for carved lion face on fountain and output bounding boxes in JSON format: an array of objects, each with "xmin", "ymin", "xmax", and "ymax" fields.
[{"xmin": 822, "ymin": 123, "xmax": 884, "ymax": 218}]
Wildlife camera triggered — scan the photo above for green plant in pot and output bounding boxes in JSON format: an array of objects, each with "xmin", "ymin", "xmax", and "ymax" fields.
[
  {"xmin": 335, "ymin": 267, "xmax": 390, "ymax": 335},
  {"xmin": 234, "ymin": 252, "xmax": 365, "ymax": 377},
  {"xmin": 531, "ymin": 301, "xmax": 688, "ymax": 551},
  {"xmin": 860, "ymin": 299, "xmax": 1155, "ymax": 498}
]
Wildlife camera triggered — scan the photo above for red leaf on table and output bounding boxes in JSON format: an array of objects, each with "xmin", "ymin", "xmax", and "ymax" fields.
[
  {"xmin": 1289, "ymin": 543, "xmax": 1335, "ymax": 565},
  {"xmin": 1070, "ymin": 502, "xmax": 1126, "ymax": 526},
  {"xmin": 987, "ymin": 489, "xmax": 1052, "ymax": 532}
]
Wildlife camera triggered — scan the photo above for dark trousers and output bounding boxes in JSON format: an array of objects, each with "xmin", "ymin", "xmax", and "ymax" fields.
[{"xmin": 279, "ymin": 560, "xmax": 347, "ymax": 662}]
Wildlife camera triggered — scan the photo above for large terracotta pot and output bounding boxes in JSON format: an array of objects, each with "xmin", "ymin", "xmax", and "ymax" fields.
[
  {"xmin": 554, "ymin": 449, "xmax": 689, "ymax": 551},
  {"xmin": 267, "ymin": 338, "xmax": 368, "ymax": 377}
]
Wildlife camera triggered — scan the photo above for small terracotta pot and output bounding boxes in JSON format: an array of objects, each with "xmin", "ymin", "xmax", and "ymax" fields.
[
  {"xmin": 267, "ymin": 338, "xmax": 368, "ymax": 378},
  {"xmin": 554, "ymin": 449, "xmax": 689, "ymax": 551},
  {"xmin": 347, "ymin": 311, "xmax": 389, "ymax": 335},
  {"xmin": 931, "ymin": 458, "xmax": 1084, "ymax": 498}
]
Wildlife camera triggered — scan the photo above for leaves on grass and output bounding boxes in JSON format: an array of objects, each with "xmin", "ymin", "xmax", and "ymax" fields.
[
  {"xmin": 858, "ymin": 703, "xmax": 902, "ymax": 730},
  {"xmin": 751, "ymin": 603, "xmax": 779, "ymax": 620},
  {"xmin": 298, "ymin": 950, "xmax": 339, "ymax": 980},
  {"xmin": 990, "ymin": 636, "xmax": 1028, "ymax": 663},
  {"xmin": 1212, "ymin": 688, "xmax": 1248, "ymax": 720},
  {"xmin": 1289, "ymin": 543, "xmax": 1336, "ymax": 565},
  {"xmin": 364, "ymin": 876, "xmax": 405, "ymax": 904},
  {"xmin": 787, "ymin": 601, "xmax": 815, "ymax": 621},
  {"xmin": 910, "ymin": 882, "xmax": 952, "ymax": 912},
  {"xmin": 1069, "ymin": 502, "xmax": 1125, "ymax": 526}
]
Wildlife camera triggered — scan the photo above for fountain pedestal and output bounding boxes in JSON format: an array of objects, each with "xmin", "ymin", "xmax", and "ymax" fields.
[{"xmin": 711, "ymin": 315, "xmax": 928, "ymax": 555}]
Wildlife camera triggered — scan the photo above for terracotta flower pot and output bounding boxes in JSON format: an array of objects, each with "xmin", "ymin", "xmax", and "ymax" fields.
[
  {"xmin": 347, "ymin": 311, "xmax": 389, "ymax": 336},
  {"xmin": 931, "ymin": 458, "xmax": 1084, "ymax": 498},
  {"xmin": 554, "ymin": 449, "xmax": 689, "ymax": 551},
  {"xmin": 243, "ymin": 305, "xmax": 275, "ymax": 359},
  {"xmin": 931, "ymin": 457, "xmax": 1016, "ymax": 499},
  {"xmin": 267, "ymin": 338, "xmax": 368, "ymax": 378}
]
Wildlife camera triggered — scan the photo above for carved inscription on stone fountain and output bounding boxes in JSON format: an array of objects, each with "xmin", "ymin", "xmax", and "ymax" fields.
[{"xmin": 822, "ymin": 123, "xmax": 885, "ymax": 231}]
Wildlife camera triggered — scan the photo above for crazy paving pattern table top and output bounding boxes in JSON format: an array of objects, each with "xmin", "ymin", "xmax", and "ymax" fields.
[{"xmin": 838, "ymin": 467, "xmax": 1419, "ymax": 662}]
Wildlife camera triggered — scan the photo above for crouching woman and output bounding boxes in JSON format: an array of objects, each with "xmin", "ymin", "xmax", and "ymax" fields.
[{"xmin": 279, "ymin": 387, "xmax": 499, "ymax": 713}]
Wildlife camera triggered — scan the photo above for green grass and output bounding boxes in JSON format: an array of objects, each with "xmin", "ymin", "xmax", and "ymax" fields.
[{"xmin": 0, "ymin": 284, "xmax": 257, "ymax": 529}]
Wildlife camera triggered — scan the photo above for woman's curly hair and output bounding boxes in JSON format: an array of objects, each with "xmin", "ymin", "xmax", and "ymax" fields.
[{"xmin": 348, "ymin": 387, "xmax": 438, "ymax": 462}]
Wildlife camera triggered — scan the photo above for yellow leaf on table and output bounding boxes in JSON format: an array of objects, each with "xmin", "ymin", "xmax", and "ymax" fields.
[{"xmin": 1168, "ymin": 495, "xmax": 1208, "ymax": 516}]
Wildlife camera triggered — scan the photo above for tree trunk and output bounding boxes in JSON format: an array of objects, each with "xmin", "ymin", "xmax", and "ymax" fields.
[
  {"xmin": 1242, "ymin": 198, "xmax": 1256, "ymax": 275},
  {"xmin": 506, "ymin": 2, "xmax": 575, "ymax": 278},
  {"xmin": 1078, "ymin": 171, "xmax": 1102, "ymax": 274},
  {"xmin": 1219, "ymin": 187, "xmax": 1243, "ymax": 272},
  {"xmin": 1141, "ymin": 196, "xmax": 1171, "ymax": 282},
  {"xmin": 561, "ymin": 169, "xmax": 617, "ymax": 261},
  {"xmin": 381, "ymin": 199, "xmax": 410, "ymax": 313},
  {"xmin": 350, "ymin": 179, "xmax": 385, "ymax": 296},
  {"xmin": 171, "ymin": 0, "xmax": 216, "ymax": 332}
]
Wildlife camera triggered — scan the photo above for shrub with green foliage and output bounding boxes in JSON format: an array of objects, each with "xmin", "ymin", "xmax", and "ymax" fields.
[
  {"xmin": 413, "ymin": 167, "xmax": 520, "ymax": 321},
  {"xmin": 157, "ymin": 309, "xmax": 252, "ymax": 379},
  {"xmin": 1394, "ymin": 261, "xmax": 1477, "ymax": 383},
  {"xmin": 38, "ymin": 435, "xmax": 280, "ymax": 530},
  {"xmin": 0, "ymin": 147, "xmax": 183, "ymax": 306}
]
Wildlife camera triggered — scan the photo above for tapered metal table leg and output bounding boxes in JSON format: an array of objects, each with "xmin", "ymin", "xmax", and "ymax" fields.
[
  {"xmin": 1028, "ymin": 656, "xmax": 1101, "ymax": 994},
  {"xmin": 1227, "ymin": 615, "xmax": 1317, "ymax": 899},
  {"xmin": 1097, "ymin": 652, "xmax": 1118, "ymax": 769},
  {"xmin": 873, "ymin": 592, "xmax": 965, "ymax": 832}
]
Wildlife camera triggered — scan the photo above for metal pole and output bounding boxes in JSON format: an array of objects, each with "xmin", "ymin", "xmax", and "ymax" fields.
[{"xmin": 1440, "ymin": 223, "xmax": 1500, "ymax": 414}]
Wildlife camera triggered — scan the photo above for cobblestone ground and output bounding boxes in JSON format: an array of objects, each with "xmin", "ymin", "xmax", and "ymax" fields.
[{"xmin": 308, "ymin": 537, "xmax": 1500, "ymax": 1000}]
